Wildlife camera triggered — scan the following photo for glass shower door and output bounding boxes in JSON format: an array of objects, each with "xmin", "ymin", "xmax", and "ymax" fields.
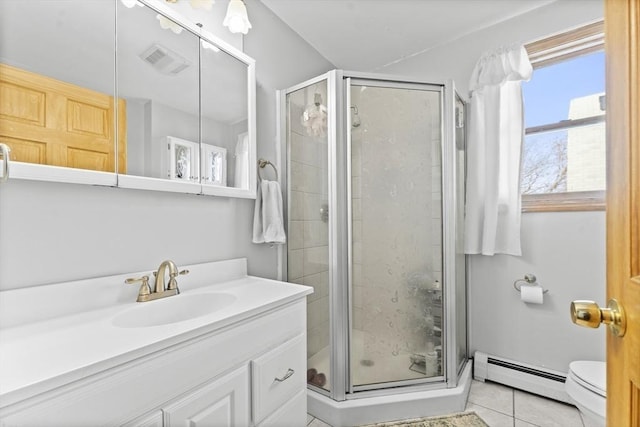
[
  {"xmin": 285, "ymin": 77, "xmax": 332, "ymax": 393},
  {"xmin": 348, "ymin": 80, "xmax": 444, "ymax": 389}
]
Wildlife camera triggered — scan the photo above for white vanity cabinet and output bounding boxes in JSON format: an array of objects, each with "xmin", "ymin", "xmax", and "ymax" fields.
[
  {"xmin": 156, "ymin": 333, "xmax": 306, "ymax": 427},
  {"xmin": 123, "ymin": 411, "xmax": 164, "ymax": 427},
  {"xmin": 124, "ymin": 366, "xmax": 251, "ymax": 427},
  {"xmin": 163, "ymin": 365, "xmax": 250, "ymax": 427},
  {"xmin": 0, "ymin": 276, "xmax": 310, "ymax": 427}
]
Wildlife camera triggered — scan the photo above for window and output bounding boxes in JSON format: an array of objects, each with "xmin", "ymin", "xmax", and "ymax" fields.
[{"xmin": 522, "ymin": 21, "xmax": 605, "ymax": 212}]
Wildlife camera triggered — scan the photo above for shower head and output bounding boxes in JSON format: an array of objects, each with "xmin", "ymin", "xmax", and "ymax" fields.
[{"xmin": 350, "ymin": 105, "xmax": 361, "ymax": 128}]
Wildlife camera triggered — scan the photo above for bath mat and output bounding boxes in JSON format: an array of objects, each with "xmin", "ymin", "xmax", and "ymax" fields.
[{"xmin": 360, "ymin": 411, "xmax": 489, "ymax": 427}]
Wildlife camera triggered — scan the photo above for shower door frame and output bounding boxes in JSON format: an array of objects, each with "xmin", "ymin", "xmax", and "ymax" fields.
[
  {"xmin": 345, "ymin": 76, "xmax": 448, "ymax": 394},
  {"xmin": 342, "ymin": 73, "xmax": 466, "ymax": 396},
  {"xmin": 279, "ymin": 70, "xmax": 349, "ymax": 401},
  {"xmin": 279, "ymin": 71, "xmax": 468, "ymax": 402}
]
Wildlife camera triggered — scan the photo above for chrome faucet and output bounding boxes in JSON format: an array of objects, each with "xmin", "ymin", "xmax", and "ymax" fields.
[{"xmin": 125, "ymin": 260, "xmax": 189, "ymax": 302}]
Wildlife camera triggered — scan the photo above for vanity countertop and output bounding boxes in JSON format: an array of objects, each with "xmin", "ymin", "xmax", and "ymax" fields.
[{"xmin": 0, "ymin": 259, "xmax": 312, "ymax": 408}]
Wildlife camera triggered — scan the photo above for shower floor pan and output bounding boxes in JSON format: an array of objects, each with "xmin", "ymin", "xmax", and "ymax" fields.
[
  {"xmin": 307, "ymin": 363, "xmax": 471, "ymax": 427},
  {"xmin": 307, "ymin": 330, "xmax": 439, "ymax": 389}
]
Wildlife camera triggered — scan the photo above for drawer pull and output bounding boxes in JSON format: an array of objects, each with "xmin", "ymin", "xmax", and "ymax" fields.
[{"xmin": 274, "ymin": 368, "xmax": 295, "ymax": 382}]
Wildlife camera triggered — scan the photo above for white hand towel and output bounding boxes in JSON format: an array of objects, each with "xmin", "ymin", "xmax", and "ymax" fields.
[{"xmin": 252, "ymin": 180, "xmax": 286, "ymax": 244}]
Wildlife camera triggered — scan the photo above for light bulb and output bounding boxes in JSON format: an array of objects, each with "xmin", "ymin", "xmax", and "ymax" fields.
[
  {"xmin": 201, "ymin": 39, "xmax": 220, "ymax": 52},
  {"xmin": 190, "ymin": 0, "xmax": 214, "ymax": 10},
  {"xmin": 120, "ymin": 0, "xmax": 139, "ymax": 7},
  {"xmin": 157, "ymin": 14, "xmax": 183, "ymax": 34},
  {"xmin": 223, "ymin": 0, "xmax": 251, "ymax": 34}
]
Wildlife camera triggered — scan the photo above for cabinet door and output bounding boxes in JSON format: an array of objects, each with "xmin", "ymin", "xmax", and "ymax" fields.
[
  {"xmin": 257, "ymin": 390, "xmax": 306, "ymax": 427},
  {"xmin": 122, "ymin": 410, "xmax": 164, "ymax": 427},
  {"xmin": 163, "ymin": 366, "xmax": 250, "ymax": 427}
]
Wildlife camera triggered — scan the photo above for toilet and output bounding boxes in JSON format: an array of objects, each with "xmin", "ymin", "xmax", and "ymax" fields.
[{"xmin": 565, "ymin": 361, "xmax": 606, "ymax": 427}]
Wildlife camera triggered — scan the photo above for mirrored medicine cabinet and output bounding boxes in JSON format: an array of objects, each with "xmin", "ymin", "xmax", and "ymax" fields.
[{"xmin": 0, "ymin": 0, "xmax": 256, "ymax": 198}]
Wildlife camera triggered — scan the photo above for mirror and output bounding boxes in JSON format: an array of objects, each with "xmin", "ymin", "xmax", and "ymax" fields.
[
  {"xmin": 117, "ymin": 1, "xmax": 201, "ymax": 190},
  {"xmin": 0, "ymin": 0, "xmax": 118, "ymax": 176},
  {"xmin": 200, "ymin": 35, "xmax": 251, "ymax": 191},
  {"xmin": 0, "ymin": 0, "xmax": 256, "ymax": 197}
]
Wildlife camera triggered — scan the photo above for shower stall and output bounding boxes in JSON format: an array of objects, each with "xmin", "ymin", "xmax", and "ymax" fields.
[{"xmin": 279, "ymin": 71, "xmax": 468, "ymax": 426}]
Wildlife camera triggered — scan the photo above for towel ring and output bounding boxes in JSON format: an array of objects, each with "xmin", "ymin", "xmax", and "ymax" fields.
[
  {"xmin": 513, "ymin": 273, "xmax": 549, "ymax": 294},
  {"xmin": 258, "ymin": 159, "xmax": 278, "ymax": 181}
]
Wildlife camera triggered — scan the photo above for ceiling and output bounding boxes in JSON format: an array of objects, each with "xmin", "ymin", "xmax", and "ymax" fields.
[{"xmin": 260, "ymin": 0, "xmax": 556, "ymax": 71}]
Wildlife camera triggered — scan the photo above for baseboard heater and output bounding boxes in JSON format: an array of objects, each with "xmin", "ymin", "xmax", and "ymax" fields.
[{"xmin": 473, "ymin": 351, "xmax": 571, "ymax": 403}]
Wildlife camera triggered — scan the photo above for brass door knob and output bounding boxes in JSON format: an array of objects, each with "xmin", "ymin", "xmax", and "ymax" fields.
[{"xmin": 570, "ymin": 299, "xmax": 626, "ymax": 337}]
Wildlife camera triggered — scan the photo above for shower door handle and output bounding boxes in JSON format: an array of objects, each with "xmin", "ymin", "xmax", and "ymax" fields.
[{"xmin": 320, "ymin": 204, "xmax": 329, "ymax": 222}]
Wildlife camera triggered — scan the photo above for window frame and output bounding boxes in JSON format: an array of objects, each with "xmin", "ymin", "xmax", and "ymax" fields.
[{"xmin": 522, "ymin": 21, "xmax": 606, "ymax": 213}]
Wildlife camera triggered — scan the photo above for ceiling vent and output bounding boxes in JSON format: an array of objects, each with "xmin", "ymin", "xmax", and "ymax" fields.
[{"xmin": 139, "ymin": 43, "xmax": 191, "ymax": 76}]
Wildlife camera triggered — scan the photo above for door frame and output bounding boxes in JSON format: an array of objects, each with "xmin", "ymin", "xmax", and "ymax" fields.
[{"xmin": 605, "ymin": 0, "xmax": 639, "ymax": 425}]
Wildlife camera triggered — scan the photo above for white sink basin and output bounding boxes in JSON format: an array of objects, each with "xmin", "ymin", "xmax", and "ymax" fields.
[{"xmin": 112, "ymin": 292, "xmax": 236, "ymax": 328}]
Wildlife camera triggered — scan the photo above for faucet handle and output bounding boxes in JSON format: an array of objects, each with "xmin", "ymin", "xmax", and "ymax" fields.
[
  {"xmin": 153, "ymin": 269, "xmax": 188, "ymax": 277},
  {"xmin": 167, "ymin": 269, "xmax": 189, "ymax": 291},
  {"xmin": 125, "ymin": 275, "xmax": 152, "ymax": 299}
]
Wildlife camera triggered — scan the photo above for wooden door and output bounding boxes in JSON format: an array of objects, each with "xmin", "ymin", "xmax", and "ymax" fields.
[
  {"xmin": 605, "ymin": 0, "xmax": 640, "ymax": 425},
  {"xmin": 0, "ymin": 63, "xmax": 126, "ymax": 173}
]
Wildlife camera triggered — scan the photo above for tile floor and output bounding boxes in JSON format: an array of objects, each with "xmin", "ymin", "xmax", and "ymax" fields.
[{"xmin": 306, "ymin": 380, "xmax": 594, "ymax": 427}]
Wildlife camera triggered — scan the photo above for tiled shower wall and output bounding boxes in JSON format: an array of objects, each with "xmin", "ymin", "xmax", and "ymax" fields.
[{"xmin": 287, "ymin": 86, "xmax": 330, "ymax": 360}]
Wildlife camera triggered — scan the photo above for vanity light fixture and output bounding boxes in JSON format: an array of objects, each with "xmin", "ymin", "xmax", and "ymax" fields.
[
  {"xmin": 120, "ymin": 0, "xmax": 143, "ymax": 8},
  {"xmin": 201, "ymin": 39, "xmax": 221, "ymax": 52},
  {"xmin": 157, "ymin": 14, "xmax": 183, "ymax": 34},
  {"xmin": 121, "ymin": 0, "xmax": 223, "ymax": 35},
  {"xmin": 302, "ymin": 92, "xmax": 328, "ymax": 137},
  {"xmin": 188, "ymin": 0, "xmax": 214, "ymax": 10},
  {"xmin": 121, "ymin": 0, "xmax": 214, "ymax": 9},
  {"xmin": 164, "ymin": 0, "xmax": 214, "ymax": 10},
  {"xmin": 223, "ymin": 0, "xmax": 252, "ymax": 34}
]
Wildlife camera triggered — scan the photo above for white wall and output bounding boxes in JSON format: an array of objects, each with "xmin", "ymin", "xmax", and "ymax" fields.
[
  {"xmin": 0, "ymin": 0, "xmax": 333, "ymax": 291},
  {"xmin": 469, "ymin": 212, "xmax": 606, "ymax": 372},
  {"xmin": 382, "ymin": 0, "xmax": 606, "ymax": 372},
  {"xmin": 381, "ymin": 0, "xmax": 604, "ymax": 97}
]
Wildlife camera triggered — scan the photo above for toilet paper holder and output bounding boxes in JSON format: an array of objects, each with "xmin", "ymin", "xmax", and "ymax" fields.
[{"xmin": 513, "ymin": 274, "xmax": 549, "ymax": 294}]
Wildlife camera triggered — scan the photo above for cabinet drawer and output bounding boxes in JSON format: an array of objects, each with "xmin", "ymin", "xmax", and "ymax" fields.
[{"xmin": 251, "ymin": 333, "xmax": 306, "ymax": 424}]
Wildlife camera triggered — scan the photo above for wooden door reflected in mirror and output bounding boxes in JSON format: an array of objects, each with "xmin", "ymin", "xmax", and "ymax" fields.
[{"xmin": 0, "ymin": 0, "xmax": 119, "ymax": 173}]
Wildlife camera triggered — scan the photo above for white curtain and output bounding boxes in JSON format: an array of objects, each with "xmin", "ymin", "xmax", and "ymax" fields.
[
  {"xmin": 234, "ymin": 133, "xmax": 249, "ymax": 189},
  {"xmin": 464, "ymin": 44, "xmax": 532, "ymax": 256}
]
